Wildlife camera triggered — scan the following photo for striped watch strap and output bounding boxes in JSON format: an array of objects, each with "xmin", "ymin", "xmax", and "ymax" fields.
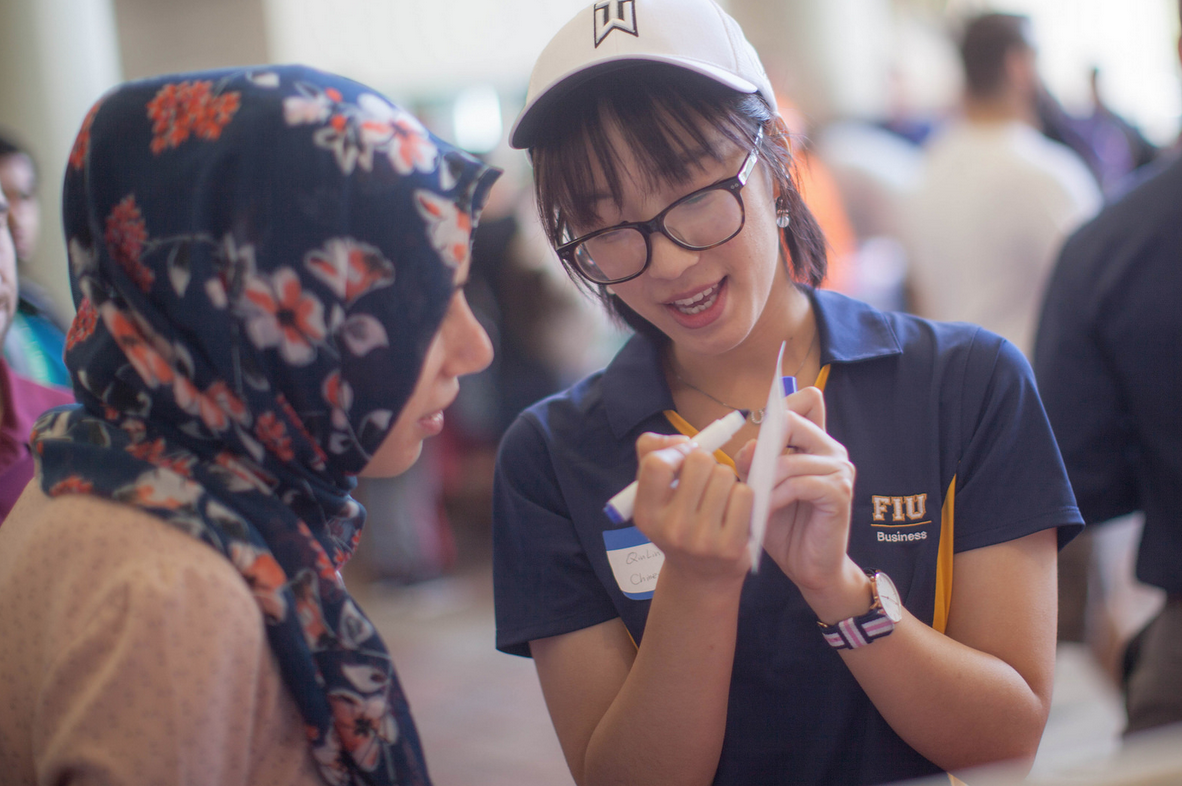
[{"xmin": 819, "ymin": 608, "xmax": 896, "ymax": 649}]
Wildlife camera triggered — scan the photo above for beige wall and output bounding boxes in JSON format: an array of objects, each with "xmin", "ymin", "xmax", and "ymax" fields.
[
  {"xmin": 0, "ymin": 0, "xmax": 122, "ymax": 314},
  {"xmin": 260, "ymin": 0, "xmax": 586, "ymax": 100},
  {"xmin": 729, "ymin": 0, "xmax": 896, "ymax": 124},
  {"xmin": 112, "ymin": 0, "xmax": 269, "ymax": 80},
  {"xmin": 0, "ymin": 0, "xmax": 269, "ymax": 316}
]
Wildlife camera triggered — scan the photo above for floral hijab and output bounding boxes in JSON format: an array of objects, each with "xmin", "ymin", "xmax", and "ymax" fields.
[{"xmin": 34, "ymin": 66, "xmax": 498, "ymax": 785}]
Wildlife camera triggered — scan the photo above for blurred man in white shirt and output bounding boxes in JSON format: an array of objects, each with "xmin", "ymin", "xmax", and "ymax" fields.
[{"xmin": 904, "ymin": 13, "xmax": 1100, "ymax": 358}]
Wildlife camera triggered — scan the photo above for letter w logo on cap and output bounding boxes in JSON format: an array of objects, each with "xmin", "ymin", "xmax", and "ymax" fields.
[{"xmin": 594, "ymin": 0, "xmax": 638, "ymax": 46}]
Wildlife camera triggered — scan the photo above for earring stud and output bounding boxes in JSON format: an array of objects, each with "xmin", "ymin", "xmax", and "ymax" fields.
[{"xmin": 775, "ymin": 197, "xmax": 791, "ymax": 228}]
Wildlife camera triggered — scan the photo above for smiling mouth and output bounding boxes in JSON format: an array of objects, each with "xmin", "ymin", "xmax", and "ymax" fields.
[{"xmin": 669, "ymin": 282, "xmax": 721, "ymax": 315}]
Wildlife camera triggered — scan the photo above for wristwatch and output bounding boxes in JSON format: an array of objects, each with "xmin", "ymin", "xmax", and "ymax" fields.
[{"xmin": 818, "ymin": 570, "xmax": 903, "ymax": 649}]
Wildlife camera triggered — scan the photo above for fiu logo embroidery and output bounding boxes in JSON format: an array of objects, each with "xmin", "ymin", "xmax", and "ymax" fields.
[
  {"xmin": 871, "ymin": 494, "xmax": 929, "ymax": 543},
  {"xmin": 594, "ymin": 0, "xmax": 638, "ymax": 47}
]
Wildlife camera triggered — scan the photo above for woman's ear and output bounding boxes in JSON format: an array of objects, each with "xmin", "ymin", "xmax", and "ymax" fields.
[
  {"xmin": 769, "ymin": 114, "xmax": 796, "ymax": 155},
  {"xmin": 763, "ymin": 115, "xmax": 795, "ymax": 200}
]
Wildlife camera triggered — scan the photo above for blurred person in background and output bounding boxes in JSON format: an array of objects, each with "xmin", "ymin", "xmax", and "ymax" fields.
[
  {"xmin": 0, "ymin": 65, "xmax": 497, "ymax": 784},
  {"xmin": 903, "ymin": 12, "xmax": 1100, "ymax": 359},
  {"xmin": 0, "ymin": 132, "xmax": 71, "ymax": 388},
  {"xmin": 813, "ymin": 121, "xmax": 922, "ymax": 313},
  {"xmin": 465, "ymin": 169, "xmax": 603, "ymax": 439},
  {"xmin": 773, "ymin": 97, "xmax": 859, "ymax": 296},
  {"xmin": 0, "ymin": 187, "xmax": 73, "ymax": 522},
  {"xmin": 906, "ymin": 12, "xmax": 1102, "ymax": 650},
  {"xmin": 1037, "ymin": 68, "xmax": 1160, "ymax": 197},
  {"xmin": 1034, "ymin": 4, "xmax": 1182, "ymax": 734}
]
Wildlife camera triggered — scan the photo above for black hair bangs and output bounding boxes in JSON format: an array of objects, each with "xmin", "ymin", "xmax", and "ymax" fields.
[{"xmin": 533, "ymin": 65, "xmax": 761, "ymax": 239}]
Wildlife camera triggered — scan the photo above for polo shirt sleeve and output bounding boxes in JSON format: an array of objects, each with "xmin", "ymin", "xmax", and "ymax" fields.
[
  {"xmin": 951, "ymin": 332, "xmax": 1084, "ymax": 551},
  {"xmin": 1033, "ymin": 241, "xmax": 1139, "ymax": 525},
  {"xmin": 492, "ymin": 412, "xmax": 620, "ymax": 657}
]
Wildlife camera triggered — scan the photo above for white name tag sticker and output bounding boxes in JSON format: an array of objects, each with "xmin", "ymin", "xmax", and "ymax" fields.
[{"xmin": 602, "ymin": 526, "xmax": 665, "ymax": 600}]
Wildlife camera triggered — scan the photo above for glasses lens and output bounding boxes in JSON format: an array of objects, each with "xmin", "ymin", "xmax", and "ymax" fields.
[
  {"xmin": 664, "ymin": 188, "xmax": 743, "ymax": 249},
  {"xmin": 573, "ymin": 227, "xmax": 647, "ymax": 283}
]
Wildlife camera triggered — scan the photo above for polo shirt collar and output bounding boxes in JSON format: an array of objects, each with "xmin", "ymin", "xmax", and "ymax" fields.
[
  {"xmin": 601, "ymin": 288, "xmax": 902, "ymax": 439},
  {"xmin": 811, "ymin": 289, "xmax": 902, "ymax": 364},
  {"xmin": 603, "ymin": 331, "xmax": 674, "ymax": 439}
]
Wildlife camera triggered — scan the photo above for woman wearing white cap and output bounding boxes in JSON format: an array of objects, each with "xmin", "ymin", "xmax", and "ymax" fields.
[{"xmin": 492, "ymin": 1, "xmax": 1079, "ymax": 783}]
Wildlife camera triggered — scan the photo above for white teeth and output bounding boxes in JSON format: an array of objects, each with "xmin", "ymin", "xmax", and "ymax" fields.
[
  {"xmin": 674, "ymin": 286, "xmax": 712, "ymax": 307},
  {"xmin": 672, "ymin": 284, "xmax": 719, "ymax": 315}
]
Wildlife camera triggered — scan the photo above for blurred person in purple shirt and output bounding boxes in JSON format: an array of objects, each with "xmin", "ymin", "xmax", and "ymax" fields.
[
  {"xmin": 0, "ymin": 189, "xmax": 73, "ymax": 521},
  {"xmin": 0, "ymin": 133, "xmax": 71, "ymax": 388}
]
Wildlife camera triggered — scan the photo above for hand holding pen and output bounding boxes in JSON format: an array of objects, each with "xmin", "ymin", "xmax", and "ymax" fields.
[
  {"xmin": 605, "ymin": 408, "xmax": 750, "ymax": 524},
  {"xmin": 627, "ymin": 419, "xmax": 756, "ymax": 582},
  {"xmin": 605, "ymin": 374, "xmax": 799, "ymax": 525}
]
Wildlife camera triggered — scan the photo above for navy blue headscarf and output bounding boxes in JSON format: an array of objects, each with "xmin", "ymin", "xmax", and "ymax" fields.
[{"xmin": 34, "ymin": 65, "xmax": 499, "ymax": 785}]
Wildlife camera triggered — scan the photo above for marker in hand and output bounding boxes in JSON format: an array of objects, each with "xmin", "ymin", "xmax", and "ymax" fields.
[{"xmin": 604, "ymin": 408, "xmax": 750, "ymax": 525}]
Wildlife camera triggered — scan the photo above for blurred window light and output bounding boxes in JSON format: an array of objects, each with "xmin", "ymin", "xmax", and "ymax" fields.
[{"xmin": 452, "ymin": 86, "xmax": 503, "ymax": 154}]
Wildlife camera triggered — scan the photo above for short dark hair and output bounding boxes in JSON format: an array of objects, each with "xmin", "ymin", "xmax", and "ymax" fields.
[
  {"xmin": 0, "ymin": 129, "xmax": 38, "ymax": 190},
  {"xmin": 528, "ymin": 64, "xmax": 827, "ymax": 341},
  {"xmin": 959, "ymin": 13, "xmax": 1033, "ymax": 99}
]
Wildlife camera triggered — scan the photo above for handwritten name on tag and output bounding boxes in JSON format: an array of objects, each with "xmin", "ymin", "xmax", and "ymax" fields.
[{"xmin": 602, "ymin": 526, "xmax": 665, "ymax": 600}]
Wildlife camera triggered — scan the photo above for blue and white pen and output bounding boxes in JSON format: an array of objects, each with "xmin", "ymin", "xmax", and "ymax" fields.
[{"xmin": 604, "ymin": 407, "xmax": 750, "ymax": 525}]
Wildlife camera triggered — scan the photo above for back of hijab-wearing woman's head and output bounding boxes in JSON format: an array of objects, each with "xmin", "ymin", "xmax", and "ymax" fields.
[{"xmin": 34, "ymin": 65, "xmax": 499, "ymax": 785}]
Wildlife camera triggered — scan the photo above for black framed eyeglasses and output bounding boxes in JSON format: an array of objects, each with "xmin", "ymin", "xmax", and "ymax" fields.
[{"xmin": 557, "ymin": 129, "xmax": 764, "ymax": 286}]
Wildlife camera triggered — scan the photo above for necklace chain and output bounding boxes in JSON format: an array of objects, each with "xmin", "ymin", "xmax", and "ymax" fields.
[{"xmin": 674, "ymin": 331, "xmax": 816, "ymax": 424}]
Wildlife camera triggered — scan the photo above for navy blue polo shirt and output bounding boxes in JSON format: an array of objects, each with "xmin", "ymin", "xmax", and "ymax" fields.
[{"xmin": 493, "ymin": 288, "xmax": 1081, "ymax": 785}]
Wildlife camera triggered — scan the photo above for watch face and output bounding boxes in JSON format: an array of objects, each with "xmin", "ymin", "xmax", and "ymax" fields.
[{"xmin": 874, "ymin": 571, "xmax": 904, "ymax": 623}]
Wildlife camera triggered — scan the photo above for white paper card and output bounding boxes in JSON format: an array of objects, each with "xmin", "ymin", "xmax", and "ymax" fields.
[{"xmin": 746, "ymin": 341, "xmax": 788, "ymax": 572}]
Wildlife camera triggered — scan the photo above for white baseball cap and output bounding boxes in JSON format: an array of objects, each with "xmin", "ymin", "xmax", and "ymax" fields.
[{"xmin": 510, "ymin": 0, "xmax": 778, "ymax": 149}]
